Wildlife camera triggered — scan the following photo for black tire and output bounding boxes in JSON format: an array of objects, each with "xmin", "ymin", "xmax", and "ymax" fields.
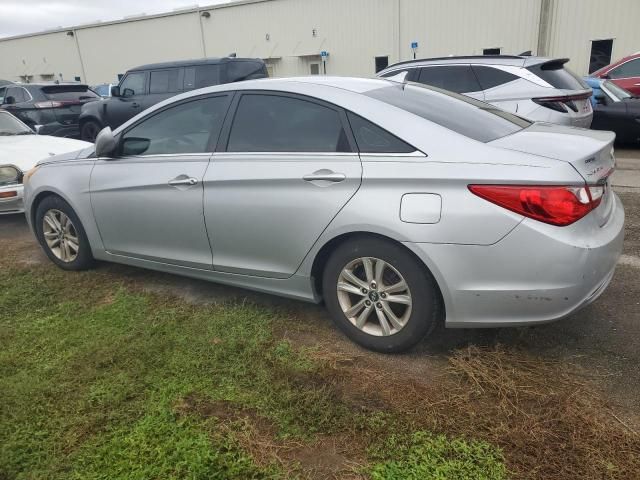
[
  {"xmin": 80, "ymin": 120, "xmax": 102, "ymax": 142},
  {"xmin": 322, "ymin": 237, "xmax": 441, "ymax": 353},
  {"xmin": 35, "ymin": 195, "xmax": 95, "ymax": 271}
]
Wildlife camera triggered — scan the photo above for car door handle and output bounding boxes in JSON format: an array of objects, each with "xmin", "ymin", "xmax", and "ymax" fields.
[
  {"xmin": 168, "ymin": 176, "xmax": 198, "ymax": 187},
  {"xmin": 132, "ymin": 102, "xmax": 141, "ymax": 109},
  {"xmin": 303, "ymin": 170, "xmax": 346, "ymax": 183}
]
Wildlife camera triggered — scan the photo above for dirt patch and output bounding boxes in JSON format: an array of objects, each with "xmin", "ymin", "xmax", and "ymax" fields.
[{"xmin": 174, "ymin": 393, "xmax": 363, "ymax": 479}]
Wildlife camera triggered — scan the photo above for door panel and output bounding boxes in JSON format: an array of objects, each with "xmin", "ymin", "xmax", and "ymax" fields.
[
  {"xmin": 91, "ymin": 155, "xmax": 213, "ymax": 268},
  {"xmin": 204, "ymin": 153, "xmax": 361, "ymax": 278}
]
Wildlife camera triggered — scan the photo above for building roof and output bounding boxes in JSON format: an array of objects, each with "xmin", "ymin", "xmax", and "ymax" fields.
[{"xmin": 0, "ymin": 0, "xmax": 274, "ymax": 42}]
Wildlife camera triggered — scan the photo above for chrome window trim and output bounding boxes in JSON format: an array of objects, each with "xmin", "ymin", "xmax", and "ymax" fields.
[{"xmin": 213, "ymin": 151, "xmax": 360, "ymax": 157}]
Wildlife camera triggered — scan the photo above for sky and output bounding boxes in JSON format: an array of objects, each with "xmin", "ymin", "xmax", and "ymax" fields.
[{"xmin": 0, "ymin": 0, "xmax": 228, "ymax": 38}]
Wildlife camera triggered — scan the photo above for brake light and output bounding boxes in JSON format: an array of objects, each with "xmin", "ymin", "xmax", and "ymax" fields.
[
  {"xmin": 34, "ymin": 101, "xmax": 63, "ymax": 108},
  {"xmin": 532, "ymin": 92, "xmax": 591, "ymax": 113},
  {"xmin": 468, "ymin": 185, "xmax": 603, "ymax": 226}
]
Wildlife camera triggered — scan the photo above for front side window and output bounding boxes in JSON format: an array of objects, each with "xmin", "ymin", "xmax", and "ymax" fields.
[
  {"xmin": 417, "ymin": 65, "xmax": 482, "ymax": 93},
  {"xmin": 120, "ymin": 73, "xmax": 146, "ymax": 96},
  {"xmin": 609, "ymin": 58, "xmax": 640, "ymax": 79},
  {"xmin": 227, "ymin": 94, "xmax": 351, "ymax": 153},
  {"xmin": 366, "ymin": 82, "xmax": 531, "ymax": 143},
  {"xmin": 149, "ymin": 69, "xmax": 181, "ymax": 94},
  {"xmin": 120, "ymin": 95, "xmax": 229, "ymax": 156},
  {"xmin": 347, "ymin": 112, "xmax": 414, "ymax": 154}
]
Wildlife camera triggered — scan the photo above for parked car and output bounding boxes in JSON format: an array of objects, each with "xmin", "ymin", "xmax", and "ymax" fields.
[
  {"xmin": 0, "ymin": 111, "xmax": 90, "ymax": 214},
  {"xmin": 79, "ymin": 57, "xmax": 269, "ymax": 142},
  {"xmin": 24, "ymin": 77, "xmax": 623, "ymax": 353},
  {"xmin": 92, "ymin": 83, "xmax": 115, "ymax": 98},
  {"xmin": 377, "ymin": 55, "xmax": 593, "ymax": 128},
  {"xmin": 585, "ymin": 77, "xmax": 640, "ymax": 144},
  {"xmin": 0, "ymin": 83, "xmax": 100, "ymax": 138},
  {"xmin": 592, "ymin": 52, "xmax": 640, "ymax": 96}
]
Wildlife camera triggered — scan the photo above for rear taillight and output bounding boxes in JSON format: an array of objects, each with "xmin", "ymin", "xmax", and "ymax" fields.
[
  {"xmin": 34, "ymin": 101, "xmax": 63, "ymax": 108},
  {"xmin": 532, "ymin": 92, "xmax": 591, "ymax": 114},
  {"xmin": 468, "ymin": 184, "xmax": 603, "ymax": 226}
]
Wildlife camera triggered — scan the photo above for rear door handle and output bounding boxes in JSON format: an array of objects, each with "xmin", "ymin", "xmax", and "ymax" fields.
[
  {"xmin": 168, "ymin": 176, "xmax": 198, "ymax": 187},
  {"xmin": 303, "ymin": 169, "xmax": 346, "ymax": 183}
]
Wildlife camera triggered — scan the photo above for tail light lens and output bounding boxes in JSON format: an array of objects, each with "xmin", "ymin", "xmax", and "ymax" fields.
[
  {"xmin": 468, "ymin": 184, "xmax": 603, "ymax": 226},
  {"xmin": 34, "ymin": 101, "xmax": 63, "ymax": 108},
  {"xmin": 532, "ymin": 92, "xmax": 592, "ymax": 114}
]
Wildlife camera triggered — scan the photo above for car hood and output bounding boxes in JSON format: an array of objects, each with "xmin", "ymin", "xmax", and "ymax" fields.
[
  {"xmin": 490, "ymin": 123, "xmax": 615, "ymax": 183},
  {"xmin": 0, "ymin": 134, "xmax": 91, "ymax": 172}
]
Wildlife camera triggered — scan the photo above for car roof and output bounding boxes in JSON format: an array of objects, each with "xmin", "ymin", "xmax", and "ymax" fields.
[
  {"xmin": 18, "ymin": 83, "xmax": 89, "ymax": 88},
  {"xmin": 382, "ymin": 55, "xmax": 564, "ymax": 71},
  {"xmin": 128, "ymin": 57, "xmax": 263, "ymax": 72}
]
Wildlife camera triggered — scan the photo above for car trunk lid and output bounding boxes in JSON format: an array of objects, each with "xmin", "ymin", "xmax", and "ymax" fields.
[{"xmin": 490, "ymin": 123, "xmax": 616, "ymax": 226}]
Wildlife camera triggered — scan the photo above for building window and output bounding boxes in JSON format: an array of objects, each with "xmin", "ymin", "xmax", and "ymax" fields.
[
  {"xmin": 589, "ymin": 39, "xmax": 613, "ymax": 73},
  {"xmin": 483, "ymin": 48, "xmax": 501, "ymax": 55},
  {"xmin": 309, "ymin": 63, "xmax": 320, "ymax": 75},
  {"xmin": 375, "ymin": 56, "xmax": 389, "ymax": 73},
  {"xmin": 40, "ymin": 74, "xmax": 54, "ymax": 81}
]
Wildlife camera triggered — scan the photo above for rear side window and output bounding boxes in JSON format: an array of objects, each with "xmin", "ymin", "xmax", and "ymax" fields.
[
  {"xmin": 347, "ymin": 111, "xmax": 414, "ymax": 153},
  {"xmin": 472, "ymin": 66, "xmax": 519, "ymax": 90},
  {"xmin": 121, "ymin": 95, "xmax": 230, "ymax": 156},
  {"xmin": 227, "ymin": 94, "xmax": 351, "ymax": 153},
  {"xmin": 41, "ymin": 85, "xmax": 99, "ymax": 101},
  {"xmin": 366, "ymin": 83, "xmax": 531, "ymax": 143},
  {"xmin": 149, "ymin": 69, "xmax": 181, "ymax": 94},
  {"xmin": 608, "ymin": 58, "xmax": 640, "ymax": 79},
  {"xmin": 417, "ymin": 66, "xmax": 482, "ymax": 93},
  {"xmin": 184, "ymin": 65, "xmax": 221, "ymax": 90},
  {"xmin": 226, "ymin": 61, "xmax": 268, "ymax": 82},
  {"xmin": 527, "ymin": 61, "xmax": 588, "ymax": 90}
]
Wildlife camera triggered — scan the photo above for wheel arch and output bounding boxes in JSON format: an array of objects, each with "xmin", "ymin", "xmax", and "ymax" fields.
[{"xmin": 309, "ymin": 231, "xmax": 446, "ymax": 317}]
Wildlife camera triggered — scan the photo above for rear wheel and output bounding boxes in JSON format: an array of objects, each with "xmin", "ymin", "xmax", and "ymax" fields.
[
  {"xmin": 35, "ymin": 195, "xmax": 95, "ymax": 270},
  {"xmin": 322, "ymin": 237, "xmax": 440, "ymax": 353},
  {"xmin": 80, "ymin": 120, "xmax": 102, "ymax": 142}
]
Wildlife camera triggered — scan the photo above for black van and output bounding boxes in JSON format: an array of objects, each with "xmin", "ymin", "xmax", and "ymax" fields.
[{"xmin": 79, "ymin": 57, "xmax": 268, "ymax": 141}]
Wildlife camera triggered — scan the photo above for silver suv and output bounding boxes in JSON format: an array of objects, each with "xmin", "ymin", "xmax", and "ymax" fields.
[{"xmin": 378, "ymin": 55, "xmax": 593, "ymax": 128}]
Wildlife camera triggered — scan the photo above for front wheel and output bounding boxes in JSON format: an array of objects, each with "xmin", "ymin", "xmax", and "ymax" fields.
[
  {"xmin": 322, "ymin": 237, "xmax": 440, "ymax": 353},
  {"xmin": 80, "ymin": 120, "xmax": 102, "ymax": 142},
  {"xmin": 35, "ymin": 195, "xmax": 95, "ymax": 271}
]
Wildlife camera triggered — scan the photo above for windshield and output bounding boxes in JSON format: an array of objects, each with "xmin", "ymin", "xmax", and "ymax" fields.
[
  {"xmin": 603, "ymin": 80, "xmax": 632, "ymax": 101},
  {"xmin": 0, "ymin": 111, "xmax": 33, "ymax": 135},
  {"xmin": 365, "ymin": 82, "xmax": 531, "ymax": 143}
]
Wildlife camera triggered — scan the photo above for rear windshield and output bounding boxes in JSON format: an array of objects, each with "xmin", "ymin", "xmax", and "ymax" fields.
[
  {"xmin": 41, "ymin": 85, "xmax": 99, "ymax": 101},
  {"xmin": 365, "ymin": 82, "xmax": 531, "ymax": 143},
  {"xmin": 527, "ymin": 61, "xmax": 589, "ymax": 90}
]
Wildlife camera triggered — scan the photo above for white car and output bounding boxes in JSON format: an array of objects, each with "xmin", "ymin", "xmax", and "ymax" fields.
[
  {"xmin": 378, "ymin": 55, "xmax": 593, "ymax": 128},
  {"xmin": 0, "ymin": 111, "xmax": 90, "ymax": 214}
]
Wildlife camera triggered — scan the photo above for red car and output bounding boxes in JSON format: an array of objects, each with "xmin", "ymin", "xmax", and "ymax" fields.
[{"xmin": 593, "ymin": 52, "xmax": 640, "ymax": 96}]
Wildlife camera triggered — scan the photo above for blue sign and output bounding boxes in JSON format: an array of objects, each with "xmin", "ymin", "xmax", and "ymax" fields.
[
  {"xmin": 411, "ymin": 41, "xmax": 418, "ymax": 49},
  {"xmin": 320, "ymin": 51, "xmax": 328, "ymax": 57}
]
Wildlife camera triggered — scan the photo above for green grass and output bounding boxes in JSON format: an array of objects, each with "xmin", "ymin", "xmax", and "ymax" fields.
[{"xmin": 0, "ymin": 265, "xmax": 506, "ymax": 479}]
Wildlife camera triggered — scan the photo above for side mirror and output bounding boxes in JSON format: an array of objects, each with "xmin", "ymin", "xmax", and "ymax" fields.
[
  {"xmin": 110, "ymin": 85, "xmax": 120, "ymax": 97},
  {"xmin": 4, "ymin": 96, "xmax": 15, "ymax": 105},
  {"xmin": 122, "ymin": 88, "xmax": 135, "ymax": 98},
  {"xmin": 95, "ymin": 127, "xmax": 117, "ymax": 157},
  {"xmin": 121, "ymin": 137, "xmax": 150, "ymax": 156}
]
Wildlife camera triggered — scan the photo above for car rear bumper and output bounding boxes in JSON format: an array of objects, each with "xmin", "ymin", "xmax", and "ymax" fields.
[
  {"xmin": 0, "ymin": 183, "xmax": 24, "ymax": 215},
  {"xmin": 405, "ymin": 193, "xmax": 624, "ymax": 327}
]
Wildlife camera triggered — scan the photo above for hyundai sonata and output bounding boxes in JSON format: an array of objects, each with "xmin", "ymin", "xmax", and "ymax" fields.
[{"xmin": 23, "ymin": 77, "xmax": 624, "ymax": 352}]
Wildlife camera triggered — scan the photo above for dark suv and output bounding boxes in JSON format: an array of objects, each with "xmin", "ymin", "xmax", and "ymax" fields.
[
  {"xmin": 0, "ymin": 83, "xmax": 100, "ymax": 137},
  {"xmin": 79, "ymin": 57, "xmax": 268, "ymax": 141}
]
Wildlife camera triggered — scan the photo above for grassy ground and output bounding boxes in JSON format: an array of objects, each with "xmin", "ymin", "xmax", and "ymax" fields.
[{"xmin": 1, "ymin": 244, "xmax": 638, "ymax": 478}]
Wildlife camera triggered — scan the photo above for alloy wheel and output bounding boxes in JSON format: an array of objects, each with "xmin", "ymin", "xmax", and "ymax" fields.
[
  {"xmin": 42, "ymin": 209, "xmax": 80, "ymax": 263},
  {"xmin": 336, "ymin": 256, "xmax": 412, "ymax": 336}
]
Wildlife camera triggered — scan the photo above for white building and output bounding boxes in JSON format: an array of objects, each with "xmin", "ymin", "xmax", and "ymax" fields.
[{"xmin": 0, "ymin": 0, "xmax": 638, "ymax": 85}]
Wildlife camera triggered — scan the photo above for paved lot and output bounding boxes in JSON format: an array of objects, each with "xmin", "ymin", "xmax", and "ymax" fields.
[{"xmin": 2, "ymin": 148, "xmax": 639, "ymax": 425}]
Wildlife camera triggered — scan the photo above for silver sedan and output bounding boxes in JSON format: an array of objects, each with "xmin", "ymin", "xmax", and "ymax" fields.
[{"xmin": 23, "ymin": 77, "xmax": 624, "ymax": 352}]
